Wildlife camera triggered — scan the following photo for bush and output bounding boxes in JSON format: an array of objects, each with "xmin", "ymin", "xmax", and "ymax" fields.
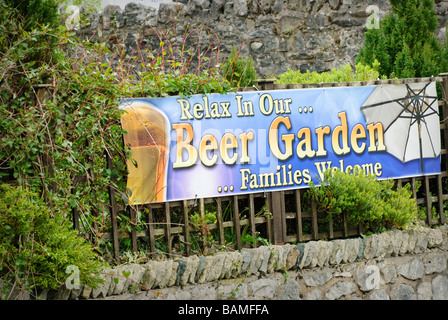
[
  {"xmin": 274, "ymin": 61, "xmax": 381, "ymax": 85},
  {"xmin": 356, "ymin": 0, "xmax": 447, "ymax": 78},
  {"xmin": 306, "ymin": 170, "xmax": 417, "ymax": 233},
  {"xmin": 222, "ymin": 46, "xmax": 257, "ymax": 88},
  {"xmin": 0, "ymin": 184, "xmax": 106, "ymax": 299}
]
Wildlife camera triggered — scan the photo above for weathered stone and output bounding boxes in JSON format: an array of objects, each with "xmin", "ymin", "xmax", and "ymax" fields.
[
  {"xmin": 329, "ymin": 240, "xmax": 345, "ymax": 265},
  {"xmin": 423, "ymin": 253, "xmax": 447, "ymax": 275},
  {"xmin": 267, "ymin": 245, "xmax": 291, "ymax": 272},
  {"xmin": 305, "ymin": 288, "xmax": 323, "ymax": 300},
  {"xmin": 369, "ymin": 289, "xmax": 389, "ymax": 300},
  {"xmin": 356, "ymin": 237, "xmax": 364, "ymax": 261},
  {"xmin": 151, "ymin": 260, "xmax": 179, "ymax": 288},
  {"xmin": 81, "ymin": 284, "xmax": 93, "ymax": 299},
  {"xmin": 302, "ymin": 241, "xmax": 315, "ymax": 268},
  {"xmin": 83, "ymin": 227, "xmax": 448, "ymax": 300},
  {"xmin": 379, "ymin": 231, "xmax": 393, "ymax": 258},
  {"xmin": 188, "ymin": 283, "xmax": 218, "ymax": 300},
  {"xmin": 141, "ymin": 261, "xmax": 157, "ymax": 289},
  {"xmin": 417, "ymin": 282, "xmax": 433, "ymax": 300},
  {"xmin": 325, "ymin": 281, "xmax": 356, "ymax": 300},
  {"xmin": 91, "ymin": 267, "xmax": 113, "ymax": 299},
  {"xmin": 250, "ymin": 278, "xmax": 278, "ymax": 299},
  {"xmin": 425, "ymin": 228, "xmax": 443, "ymax": 248},
  {"xmin": 378, "ymin": 262, "xmax": 397, "ymax": 284},
  {"xmin": 432, "ymin": 275, "xmax": 448, "ymax": 300},
  {"xmin": 125, "ymin": 264, "xmax": 145, "ymax": 292},
  {"xmin": 218, "ymin": 253, "xmax": 233, "ymax": 280},
  {"xmin": 345, "ymin": 238, "xmax": 361, "ymax": 263},
  {"xmin": 296, "ymin": 243, "xmax": 305, "ymax": 268},
  {"xmin": 357, "ymin": 265, "xmax": 381, "ymax": 292},
  {"xmin": 298, "ymin": 242, "xmax": 312, "ymax": 269},
  {"xmin": 440, "ymin": 225, "xmax": 448, "ymax": 251},
  {"xmin": 111, "ymin": 265, "xmax": 128, "ymax": 295},
  {"xmin": 233, "ymin": 0, "xmax": 248, "ymax": 17},
  {"xmin": 363, "ymin": 234, "xmax": 378, "ymax": 260},
  {"xmin": 390, "ymin": 284, "xmax": 417, "ymax": 300},
  {"xmin": 205, "ymin": 254, "xmax": 225, "ymax": 282},
  {"xmin": 302, "ymin": 269, "xmax": 332, "ymax": 287},
  {"xmin": 388, "ymin": 229, "xmax": 404, "ymax": 256},
  {"xmin": 141, "ymin": 260, "xmax": 179, "ymax": 289},
  {"xmin": 217, "ymin": 280, "xmax": 248, "ymax": 300},
  {"xmin": 286, "ymin": 244, "xmax": 300, "ymax": 270},
  {"xmin": 195, "ymin": 256, "xmax": 207, "ymax": 283},
  {"xmin": 312, "ymin": 241, "xmax": 333, "ymax": 267},
  {"xmin": 174, "ymin": 258, "xmax": 187, "ymax": 286},
  {"xmin": 229, "ymin": 252, "xmax": 244, "ymax": 278},
  {"xmin": 399, "ymin": 230, "xmax": 409, "ymax": 255},
  {"xmin": 398, "ymin": 258, "xmax": 424, "ymax": 280},
  {"xmin": 415, "ymin": 229, "xmax": 429, "ymax": 253},
  {"xmin": 242, "ymin": 246, "xmax": 265, "ymax": 275}
]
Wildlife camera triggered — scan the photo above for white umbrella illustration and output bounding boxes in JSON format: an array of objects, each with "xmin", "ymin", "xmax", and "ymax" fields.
[{"xmin": 360, "ymin": 82, "xmax": 440, "ymax": 174}]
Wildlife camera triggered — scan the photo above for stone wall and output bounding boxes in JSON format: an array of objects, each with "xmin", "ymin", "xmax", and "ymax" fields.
[
  {"xmin": 50, "ymin": 225, "xmax": 448, "ymax": 300},
  {"xmin": 77, "ymin": 0, "xmax": 448, "ymax": 77}
]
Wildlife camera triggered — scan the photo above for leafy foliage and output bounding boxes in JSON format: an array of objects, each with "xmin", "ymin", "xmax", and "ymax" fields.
[
  {"xmin": 0, "ymin": 184, "xmax": 105, "ymax": 298},
  {"xmin": 306, "ymin": 170, "xmax": 417, "ymax": 233},
  {"xmin": 0, "ymin": 0, "xmax": 232, "ymax": 270},
  {"xmin": 274, "ymin": 61, "xmax": 381, "ymax": 84},
  {"xmin": 222, "ymin": 46, "xmax": 257, "ymax": 88},
  {"xmin": 356, "ymin": 0, "xmax": 447, "ymax": 78}
]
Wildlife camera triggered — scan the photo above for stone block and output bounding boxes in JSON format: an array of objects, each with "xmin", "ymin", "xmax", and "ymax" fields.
[
  {"xmin": 302, "ymin": 269, "xmax": 332, "ymax": 287},
  {"xmin": 91, "ymin": 267, "xmax": 113, "ymax": 299},
  {"xmin": 432, "ymin": 275, "xmax": 448, "ymax": 300},
  {"xmin": 250, "ymin": 278, "xmax": 278, "ymax": 299},
  {"xmin": 325, "ymin": 281, "xmax": 356, "ymax": 300},
  {"xmin": 417, "ymin": 282, "xmax": 432, "ymax": 300},
  {"xmin": 398, "ymin": 258, "xmax": 424, "ymax": 280},
  {"xmin": 286, "ymin": 244, "xmax": 300, "ymax": 270},
  {"xmin": 329, "ymin": 239, "xmax": 345, "ymax": 265},
  {"xmin": 390, "ymin": 284, "xmax": 417, "ymax": 300},
  {"xmin": 423, "ymin": 253, "xmax": 447, "ymax": 275},
  {"xmin": 278, "ymin": 278, "xmax": 301, "ymax": 300}
]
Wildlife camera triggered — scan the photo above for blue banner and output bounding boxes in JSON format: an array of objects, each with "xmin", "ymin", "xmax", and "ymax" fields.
[{"xmin": 119, "ymin": 82, "xmax": 441, "ymax": 204}]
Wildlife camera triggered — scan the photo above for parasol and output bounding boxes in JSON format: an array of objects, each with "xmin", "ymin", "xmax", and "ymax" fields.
[{"xmin": 360, "ymin": 82, "xmax": 440, "ymax": 173}]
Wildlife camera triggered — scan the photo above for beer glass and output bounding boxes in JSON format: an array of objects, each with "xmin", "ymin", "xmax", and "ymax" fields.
[{"xmin": 120, "ymin": 100, "xmax": 171, "ymax": 204}]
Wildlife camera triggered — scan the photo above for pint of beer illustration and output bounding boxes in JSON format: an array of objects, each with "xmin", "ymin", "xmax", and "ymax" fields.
[{"xmin": 120, "ymin": 100, "xmax": 171, "ymax": 204}]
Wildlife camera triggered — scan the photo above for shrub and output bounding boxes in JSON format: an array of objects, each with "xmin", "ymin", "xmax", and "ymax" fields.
[
  {"xmin": 222, "ymin": 46, "xmax": 257, "ymax": 88},
  {"xmin": 0, "ymin": 0, "xmax": 233, "ymax": 257},
  {"xmin": 356, "ymin": 0, "xmax": 447, "ymax": 78},
  {"xmin": 274, "ymin": 61, "xmax": 381, "ymax": 85},
  {"xmin": 0, "ymin": 184, "xmax": 106, "ymax": 299},
  {"xmin": 306, "ymin": 169, "xmax": 417, "ymax": 233}
]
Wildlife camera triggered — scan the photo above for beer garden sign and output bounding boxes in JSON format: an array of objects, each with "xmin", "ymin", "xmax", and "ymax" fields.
[{"xmin": 119, "ymin": 82, "xmax": 441, "ymax": 204}]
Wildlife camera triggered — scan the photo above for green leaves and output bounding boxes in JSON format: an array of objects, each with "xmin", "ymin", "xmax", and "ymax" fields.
[
  {"xmin": 222, "ymin": 46, "xmax": 257, "ymax": 88},
  {"xmin": 357, "ymin": 0, "xmax": 446, "ymax": 79},
  {"xmin": 275, "ymin": 62, "xmax": 381, "ymax": 85},
  {"xmin": 307, "ymin": 170, "xmax": 418, "ymax": 233},
  {"xmin": 0, "ymin": 184, "xmax": 106, "ymax": 297}
]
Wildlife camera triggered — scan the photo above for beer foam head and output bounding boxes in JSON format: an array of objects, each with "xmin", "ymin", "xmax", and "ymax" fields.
[{"xmin": 120, "ymin": 100, "xmax": 170, "ymax": 149}]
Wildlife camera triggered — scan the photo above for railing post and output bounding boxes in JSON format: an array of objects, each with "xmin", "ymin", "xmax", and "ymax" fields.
[
  {"xmin": 439, "ymin": 73, "xmax": 448, "ymax": 224},
  {"xmin": 270, "ymin": 191, "xmax": 286, "ymax": 245},
  {"xmin": 105, "ymin": 151, "xmax": 120, "ymax": 264},
  {"xmin": 440, "ymin": 73, "xmax": 448, "ymax": 175}
]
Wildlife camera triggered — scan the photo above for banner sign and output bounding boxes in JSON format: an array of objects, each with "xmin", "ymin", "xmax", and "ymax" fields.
[{"xmin": 119, "ymin": 82, "xmax": 441, "ymax": 204}]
